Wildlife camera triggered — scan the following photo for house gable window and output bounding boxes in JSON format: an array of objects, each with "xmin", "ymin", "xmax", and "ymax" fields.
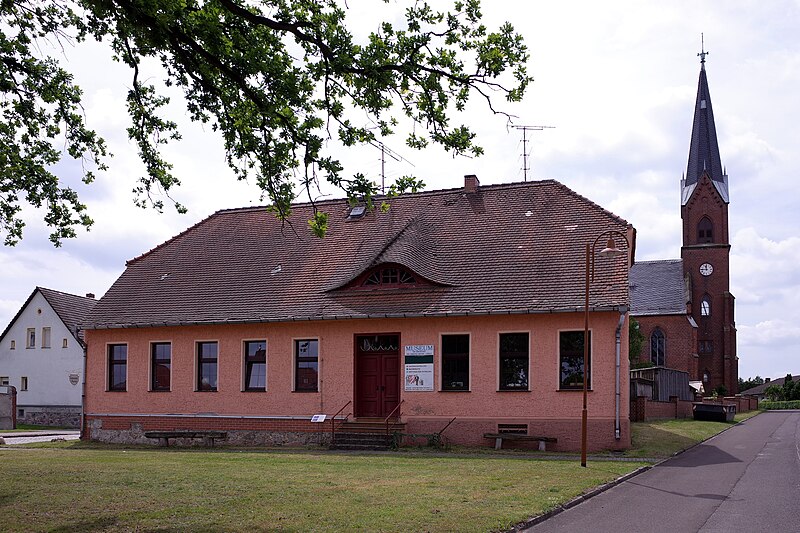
[
  {"xmin": 363, "ymin": 266, "xmax": 417, "ymax": 287},
  {"xmin": 62, "ymin": 338, "xmax": 68, "ymax": 348},
  {"xmin": 26, "ymin": 328, "xmax": 35, "ymax": 348},
  {"xmin": 244, "ymin": 340, "xmax": 267, "ymax": 391},
  {"xmin": 151, "ymin": 343, "xmax": 171, "ymax": 391},
  {"xmin": 499, "ymin": 333, "xmax": 529, "ymax": 390},
  {"xmin": 698, "ymin": 217, "xmax": 714, "ymax": 243},
  {"xmin": 42, "ymin": 327, "xmax": 51, "ymax": 349},
  {"xmin": 197, "ymin": 342, "xmax": 218, "ymax": 391},
  {"xmin": 441, "ymin": 334, "xmax": 469, "ymax": 391},
  {"xmin": 108, "ymin": 344, "xmax": 127, "ymax": 391},
  {"xmin": 650, "ymin": 328, "xmax": 666, "ymax": 366},
  {"xmin": 295, "ymin": 339, "xmax": 319, "ymax": 392},
  {"xmin": 9, "ymin": 340, "xmax": 15, "ymax": 350},
  {"xmin": 20, "ymin": 376, "xmax": 28, "ymax": 391},
  {"xmin": 560, "ymin": 331, "xmax": 591, "ymax": 390}
]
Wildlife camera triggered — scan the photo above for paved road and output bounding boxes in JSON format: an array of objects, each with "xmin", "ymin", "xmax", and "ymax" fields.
[
  {"xmin": 0, "ymin": 430, "xmax": 80, "ymax": 445},
  {"xmin": 526, "ymin": 411, "xmax": 800, "ymax": 532}
]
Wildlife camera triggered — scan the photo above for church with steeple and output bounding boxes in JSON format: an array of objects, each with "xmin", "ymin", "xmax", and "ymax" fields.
[{"xmin": 630, "ymin": 48, "xmax": 738, "ymax": 395}]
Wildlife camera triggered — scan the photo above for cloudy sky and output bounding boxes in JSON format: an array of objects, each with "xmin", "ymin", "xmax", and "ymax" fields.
[{"xmin": 1, "ymin": 1, "xmax": 797, "ymax": 381}]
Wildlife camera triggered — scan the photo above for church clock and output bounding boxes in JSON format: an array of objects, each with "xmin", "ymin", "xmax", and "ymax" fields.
[{"xmin": 699, "ymin": 263, "xmax": 713, "ymax": 276}]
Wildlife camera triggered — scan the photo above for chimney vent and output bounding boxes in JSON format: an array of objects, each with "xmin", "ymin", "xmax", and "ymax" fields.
[
  {"xmin": 85, "ymin": 293, "xmax": 95, "ymax": 299},
  {"xmin": 464, "ymin": 174, "xmax": 480, "ymax": 193}
]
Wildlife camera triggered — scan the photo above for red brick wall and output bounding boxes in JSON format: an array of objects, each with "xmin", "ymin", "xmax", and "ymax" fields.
[
  {"xmin": 629, "ymin": 396, "xmax": 693, "ymax": 422},
  {"xmin": 634, "ymin": 315, "xmax": 697, "ymax": 378}
]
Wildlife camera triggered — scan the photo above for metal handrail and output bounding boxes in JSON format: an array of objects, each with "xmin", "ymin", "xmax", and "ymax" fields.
[
  {"xmin": 329, "ymin": 400, "xmax": 352, "ymax": 446},
  {"xmin": 384, "ymin": 399, "xmax": 405, "ymax": 436}
]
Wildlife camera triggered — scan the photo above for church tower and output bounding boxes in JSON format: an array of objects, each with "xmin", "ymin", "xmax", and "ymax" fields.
[{"xmin": 680, "ymin": 48, "xmax": 738, "ymax": 394}]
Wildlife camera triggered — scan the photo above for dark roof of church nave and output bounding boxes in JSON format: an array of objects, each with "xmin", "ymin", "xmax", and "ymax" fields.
[
  {"xmin": 87, "ymin": 179, "xmax": 634, "ymax": 329},
  {"xmin": 629, "ymin": 259, "xmax": 688, "ymax": 316}
]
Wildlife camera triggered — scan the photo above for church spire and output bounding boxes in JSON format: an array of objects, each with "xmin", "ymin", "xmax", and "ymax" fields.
[{"xmin": 682, "ymin": 37, "xmax": 728, "ymax": 204}]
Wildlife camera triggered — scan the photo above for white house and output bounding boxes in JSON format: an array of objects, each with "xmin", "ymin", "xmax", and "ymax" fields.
[{"xmin": 0, "ymin": 287, "xmax": 96, "ymax": 427}]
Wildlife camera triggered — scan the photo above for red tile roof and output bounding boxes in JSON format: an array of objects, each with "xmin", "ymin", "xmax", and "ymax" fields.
[{"xmin": 87, "ymin": 180, "xmax": 633, "ymax": 329}]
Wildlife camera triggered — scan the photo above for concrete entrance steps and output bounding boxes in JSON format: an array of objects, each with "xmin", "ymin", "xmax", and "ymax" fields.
[{"xmin": 330, "ymin": 418, "xmax": 405, "ymax": 451}]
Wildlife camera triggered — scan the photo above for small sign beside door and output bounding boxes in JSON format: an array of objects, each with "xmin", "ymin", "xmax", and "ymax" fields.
[{"xmin": 404, "ymin": 345, "xmax": 434, "ymax": 391}]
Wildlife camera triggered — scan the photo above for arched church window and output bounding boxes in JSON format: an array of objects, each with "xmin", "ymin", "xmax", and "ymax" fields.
[
  {"xmin": 697, "ymin": 217, "xmax": 714, "ymax": 243},
  {"xmin": 650, "ymin": 328, "xmax": 666, "ymax": 366},
  {"xmin": 700, "ymin": 295, "xmax": 711, "ymax": 316}
]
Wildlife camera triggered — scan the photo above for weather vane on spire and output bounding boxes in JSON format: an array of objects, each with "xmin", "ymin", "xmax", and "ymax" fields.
[{"xmin": 698, "ymin": 33, "xmax": 709, "ymax": 68}]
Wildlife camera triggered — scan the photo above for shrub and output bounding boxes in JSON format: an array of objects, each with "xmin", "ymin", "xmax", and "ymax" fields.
[{"xmin": 760, "ymin": 400, "xmax": 800, "ymax": 410}]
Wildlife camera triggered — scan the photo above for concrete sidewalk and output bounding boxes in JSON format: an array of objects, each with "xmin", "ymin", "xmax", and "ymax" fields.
[{"xmin": 0, "ymin": 429, "xmax": 80, "ymax": 445}]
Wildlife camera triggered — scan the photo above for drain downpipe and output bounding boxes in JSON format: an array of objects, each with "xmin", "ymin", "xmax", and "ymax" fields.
[{"xmin": 614, "ymin": 306, "xmax": 627, "ymax": 440}]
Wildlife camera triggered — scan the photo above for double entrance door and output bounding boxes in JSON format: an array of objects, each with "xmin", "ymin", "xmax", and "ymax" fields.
[{"xmin": 355, "ymin": 334, "xmax": 400, "ymax": 418}]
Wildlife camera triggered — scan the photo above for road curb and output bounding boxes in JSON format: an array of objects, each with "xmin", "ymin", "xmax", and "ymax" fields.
[{"xmin": 506, "ymin": 464, "xmax": 653, "ymax": 532}]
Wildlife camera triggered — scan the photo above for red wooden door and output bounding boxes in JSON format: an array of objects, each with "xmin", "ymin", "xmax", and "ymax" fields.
[{"xmin": 355, "ymin": 335, "xmax": 400, "ymax": 418}]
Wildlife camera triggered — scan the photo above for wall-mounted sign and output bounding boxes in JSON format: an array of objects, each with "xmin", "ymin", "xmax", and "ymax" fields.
[
  {"xmin": 404, "ymin": 345, "xmax": 434, "ymax": 391},
  {"xmin": 310, "ymin": 414, "xmax": 327, "ymax": 423}
]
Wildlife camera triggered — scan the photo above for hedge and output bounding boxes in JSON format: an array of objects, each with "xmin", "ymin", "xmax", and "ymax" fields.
[{"xmin": 759, "ymin": 400, "xmax": 800, "ymax": 410}]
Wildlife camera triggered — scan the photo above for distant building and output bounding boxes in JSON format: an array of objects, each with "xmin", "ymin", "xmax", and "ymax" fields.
[
  {"xmin": 0, "ymin": 287, "xmax": 97, "ymax": 427},
  {"xmin": 740, "ymin": 375, "xmax": 800, "ymax": 400},
  {"xmin": 83, "ymin": 177, "xmax": 635, "ymax": 451},
  {"xmin": 631, "ymin": 54, "xmax": 738, "ymax": 395}
]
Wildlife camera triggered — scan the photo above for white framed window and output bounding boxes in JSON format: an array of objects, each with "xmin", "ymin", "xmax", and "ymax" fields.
[
  {"xmin": 9, "ymin": 340, "xmax": 15, "ymax": 350},
  {"xmin": 42, "ymin": 327, "xmax": 51, "ymax": 348},
  {"xmin": 20, "ymin": 376, "xmax": 28, "ymax": 391},
  {"xmin": 0, "ymin": 376, "xmax": 9, "ymax": 386},
  {"xmin": 26, "ymin": 328, "xmax": 35, "ymax": 348},
  {"xmin": 62, "ymin": 338, "xmax": 68, "ymax": 348}
]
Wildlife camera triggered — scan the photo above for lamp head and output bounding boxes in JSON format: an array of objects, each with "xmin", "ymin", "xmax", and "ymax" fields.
[{"xmin": 599, "ymin": 237, "xmax": 625, "ymax": 257}]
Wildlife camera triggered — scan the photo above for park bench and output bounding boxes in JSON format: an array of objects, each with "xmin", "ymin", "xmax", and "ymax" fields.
[
  {"xmin": 144, "ymin": 430, "xmax": 228, "ymax": 447},
  {"xmin": 483, "ymin": 433, "xmax": 557, "ymax": 451}
]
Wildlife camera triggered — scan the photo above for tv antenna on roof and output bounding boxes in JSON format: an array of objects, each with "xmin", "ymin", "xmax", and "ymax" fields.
[
  {"xmin": 514, "ymin": 125, "xmax": 555, "ymax": 181},
  {"xmin": 369, "ymin": 141, "xmax": 415, "ymax": 193}
]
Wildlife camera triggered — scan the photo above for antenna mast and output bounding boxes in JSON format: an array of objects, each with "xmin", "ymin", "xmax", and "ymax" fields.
[
  {"xmin": 514, "ymin": 125, "xmax": 554, "ymax": 181},
  {"xmin": 369, "ymin": 141, "xmax": 415, "ymax": 193}
]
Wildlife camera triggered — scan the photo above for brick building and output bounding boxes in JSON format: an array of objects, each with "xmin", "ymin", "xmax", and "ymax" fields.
[
  {"xmin": 631, "ymin": 55, "xmax": 738, "ymax": 395},
  {"xmin": 83, "ymin": 177, "xmax": 635, "ymax": 451}
]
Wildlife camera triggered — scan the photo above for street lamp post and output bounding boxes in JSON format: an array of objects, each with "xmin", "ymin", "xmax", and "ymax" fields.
[{"xmin": 581, "ymin": 230, "xmax": 630, "ymax": 468}]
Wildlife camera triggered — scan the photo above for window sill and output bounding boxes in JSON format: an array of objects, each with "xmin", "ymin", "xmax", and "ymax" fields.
[
  {"xmin": 149, "ymin": 390, "xmax": 171, "ymax": 393},
  {"xmin": 243, "ymin": 389, "xmax": 267, "ymax": 393},
  {"xmin": 107, "ymin": 389, "xmax": 127, "ymax": 393},
  {"xmin": 558, "ymin": 388, "xmax": 593, "ymax": 392},
  {"xmin": 293, "ymin": 390, "xmax": 319, "ymax": 393},
  {"xmin": 497, "ymin": 389, "xmax": 530, "ymax": 392},
  {"xmin": 195, "ymin": 390, "xmax": 218, "ymax": 393}
]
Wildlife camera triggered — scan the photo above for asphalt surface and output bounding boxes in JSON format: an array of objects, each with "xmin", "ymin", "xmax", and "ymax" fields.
[{"xmin": 525, "ymin": 411, "xmax": 800, "ymax": 532}]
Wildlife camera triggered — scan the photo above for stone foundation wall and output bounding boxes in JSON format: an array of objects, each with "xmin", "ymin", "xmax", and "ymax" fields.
[
  {"xmin": 406, "ymin": 416, "xmax": 630, "ymax": 452},
  {"xmin": 17, "ymin": 406, "xmax": 80, "ymax": 428},
  {"xmin": 85, "ymin": 415, "xmax": 329, "ymax": 447},
  {"xmin": 85, "ymin": 414, "xmax": 631, "ymax": 452}
]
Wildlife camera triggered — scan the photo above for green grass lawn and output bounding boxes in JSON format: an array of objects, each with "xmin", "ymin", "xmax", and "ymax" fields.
[
  {"xmin": 627, "ymin": 410, "xmax": 761, "ymax": 458},
  {"xmin": 0, "ymin": 412, "xmax": 761, "ymax": 531},
  {"xmin": 0, "ymin": 444, "xmax": 645, "ymax": 532}
]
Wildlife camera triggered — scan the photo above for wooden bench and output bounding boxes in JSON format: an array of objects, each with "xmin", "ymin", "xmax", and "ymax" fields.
[
  {"xmin": 144, "ymin": 430, "xmax": 228, "ymax": 447},
  {"xmin": 483, "ymin": 433, "xmax": 557, "ymax": 451}
]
